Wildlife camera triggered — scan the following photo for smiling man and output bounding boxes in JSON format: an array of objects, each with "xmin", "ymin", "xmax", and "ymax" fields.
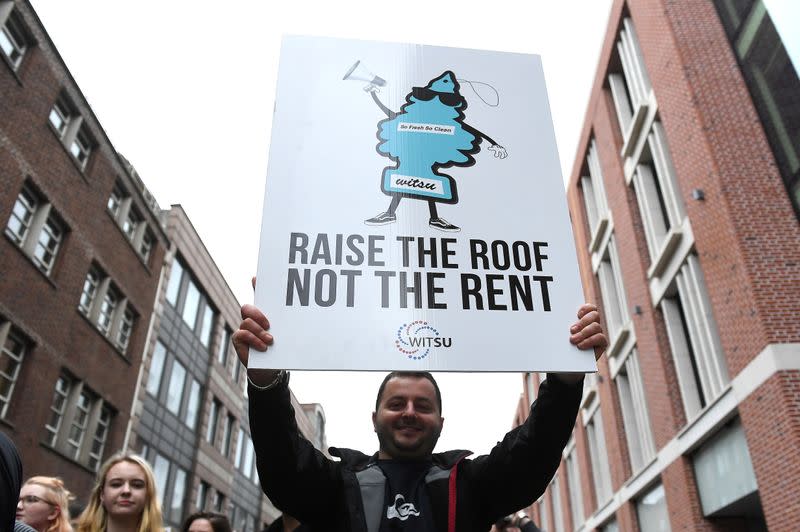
[{"xmin": 233, "ymin": 303, "xmax": 606, "ymax": 532}]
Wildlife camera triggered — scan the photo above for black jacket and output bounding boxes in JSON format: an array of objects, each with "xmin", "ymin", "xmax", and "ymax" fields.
[{"xmin": 249, "ymin": 374, "xmax": 582, "ymax": 532}]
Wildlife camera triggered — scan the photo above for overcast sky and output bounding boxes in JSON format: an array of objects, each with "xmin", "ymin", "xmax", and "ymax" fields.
[{"xmin": 31, "ymin": 0, "xmax": 613, "ymax": 456}]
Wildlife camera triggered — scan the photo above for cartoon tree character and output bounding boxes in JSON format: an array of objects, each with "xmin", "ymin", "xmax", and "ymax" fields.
[{"xmin": 364, "ymin": 71, "xmax": 507, "ymax": 232}]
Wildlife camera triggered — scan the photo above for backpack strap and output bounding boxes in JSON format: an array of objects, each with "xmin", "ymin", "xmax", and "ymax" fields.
[{"xmin": 448, "ymin": 454, "xmax": 470, "ymax": 532}]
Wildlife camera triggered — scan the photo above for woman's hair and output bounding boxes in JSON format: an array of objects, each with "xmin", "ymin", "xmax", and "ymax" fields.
[
  {"xmin": 76, "ymin": 453, "xmax": 164, "ymax": 532},
  {"xmin": 22, "ymin": 476, "xmax": 75, "ymax": 532},
  {"xmin": 181, "ymin": 512, "xmax": 232, "ymax": 532}
]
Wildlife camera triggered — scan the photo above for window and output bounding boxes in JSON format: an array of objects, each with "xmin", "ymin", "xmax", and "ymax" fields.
[
  {"xmin": 146, "ymin": 341, "xmax": 167, "ymax": 396},
  {"xmin": 153, "ymin": 454, "xmax": 169, "ymax": 506},
  {"xmin": 165, "ymin": 259, "xmax": 184, "ymax": 306},
  {"xmin": 168, "ymin": 258, "xmax": 217, "ymax": 348},
  {"xmin": 182, "ymin": 280, "xmax": 201, "ymax": 328},
  {"xmin": 170, "ymin": 467, "xmax": 187, "ymax": 523},
  {"xmin": 714, "ymin": 0, "xmax": 800, "ymax": 217},
  {"xmin": 199, "ymin": 305, "xmax": 215, "ymax": 348},
  {"xmin": 660, "ymin": 255, "xmax": 728, "ymax": 419},
  {"xmin": 692, "ymin": 418, "xmax": 760, "ymax": 518},
  {"xmin": 631, "ymin": 124, "xmax": 687, "ymax": 275},
  {"xmin": 551, "ymin": 475, "xmax": 565, "ymax": 532},
  {"xmin": 0, "ymin": 323, "xmax": 26, "ymax": 418},
  {"xmin": 234, "ymin": 427, "xmax": 244, "ymax": 469},
  {"xmin": 88, "ymin": 406, "xmax": 111, "ymax": 471},
  {"xmin": 107, "ymin": 183, "xmax": 124, "ymax": 217},
  {"xmin": 78, "ymin": 267, "xmax": 99, "ymax": 315},
  {"xmin": 608, "ymin": 17, "xmax": 652, "ymax": 148},
  {"xmin": 5, "ymin": 183, "xmax": 66, "ymax": 276},
  {"xmin": 196, "ymin": 481, "xmax": 209, "ymax": 510},
  {"xmin": 184, "ymin": 379, "xmax": 201, "ymax": 429},
  {"xmin": 213, "ymin": 490, "xmax": 225, "ymax": 512},
  {"xmin": 596, "ymin": 236, "xmax": 630, "ymax": 355},
  {"xmin": 117, "ymin": 307, "xmax": 135, "ymax": 351},
  {"xmin": 222, "ymin": 414, "xmax": 235, "ymax": 458},
  {"xmin": 122, "ymin": 207, "xmax": 141, "ymax": 242},
  {"xmin": 139, "ymin": 230, "xmax": 154, "ymax": 262},
  {"xmin": 44, "ymin": 376, "xmax": 69, "ymax": 447},
  {"xmin": 584, "ymin": 399, "xmax": 613, "ymax": 504},
  {"xmin": 565, "ymin": 438, "xmax": 584, "ymax": 527},
  {"xmin": 44, "ymin": 375, "xmax": 113, "ymax": 471},
  {"xmin": 69, "ymin": 129, "xmax": 92, "ymax": 167},
  {"xmin": 241, "ymin": 434, "xmax": 255, "ymax": 480},
  {"xmin": 166, "ymin": 359, "xmax": 187, "ymax": 416},
  {"xmin": 106, "ymin": 181, "xmax": 155, "ymax": 262},
  {"xmin": 48, "ymin": 99, "xmax": 69, "ymax": 135},
  {"xmin": 635, "ymin": 483, "xmax": 670, "ymax": 532},
  {"xmin": 614, "ymin": 349, "xmax": 656, "ymax": 472},
  {"xmin": 206, "ymin": 398, "xmax": 221, "ymax": 445},
  {"xmin": 217, "ymin": 327, "xmax": 231, "ymax": 368},
  {"xmin": 77, "ymin": 264, "xmax": 137, "ymax": 354},
  {"xmin": 580, "ymin": 139, "xmax": 611, "ymax": 250},
  {"xmin": 537, "ymin": 498, "xmax": 549, "ymax": 532},
  {"xmin": 0, "ymin": 6, "xmax": 30, "ymax": 70},
  {"xmin": 48, "ymin": 92, "xmax": 94, "ymax": 169}
]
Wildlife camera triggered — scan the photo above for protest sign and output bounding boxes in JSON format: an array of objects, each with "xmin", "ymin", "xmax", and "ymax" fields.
[{"xmin": 252, "ymin": 35, "xmax": 594, "ymax": 372}]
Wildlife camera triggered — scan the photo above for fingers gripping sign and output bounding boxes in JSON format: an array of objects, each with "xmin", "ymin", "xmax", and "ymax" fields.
[
  {"xmin": 568, "ymin": 303, "xmax": 608, "ymax": 360},
  {"xmin": 232, "ymin": 278, "xmax": 280, "ymax": 387}
]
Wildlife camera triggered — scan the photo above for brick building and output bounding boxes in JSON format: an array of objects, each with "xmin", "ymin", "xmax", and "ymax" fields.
[
  {"xmin": 514, "ymin": 1, "xmax": 799, "ymax": 531},
  {"xmin": 0, "ymin": 0, "xmax": 168, "ymax": 497},
  {"xmin": 1, "ymin": 2, "xmax": 328, "ymax": 527}
]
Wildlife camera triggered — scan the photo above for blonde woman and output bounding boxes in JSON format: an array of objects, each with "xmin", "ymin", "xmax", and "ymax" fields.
[
  {"xmin": 76, "ymin": 453, "xmax": 163, "ymax": 532},
  {"xmin": 16, "ymin": 476, "xmax": 74, "ymax": 532}
]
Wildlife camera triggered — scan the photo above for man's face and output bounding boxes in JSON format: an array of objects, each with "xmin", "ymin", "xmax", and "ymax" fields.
[{"xmin": 373, "ymin": 376, "xmax": 444, "ymax": 459}]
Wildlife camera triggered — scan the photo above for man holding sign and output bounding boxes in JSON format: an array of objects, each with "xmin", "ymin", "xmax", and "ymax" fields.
[{"xmin": 232, "ymin": 302, "xmax": 606, "ymax": 532}]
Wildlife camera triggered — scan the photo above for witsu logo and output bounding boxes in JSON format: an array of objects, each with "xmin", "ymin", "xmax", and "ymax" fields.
[{"xmin": 394, "ymin": 320, "xmax": 453, "ymax": 360}]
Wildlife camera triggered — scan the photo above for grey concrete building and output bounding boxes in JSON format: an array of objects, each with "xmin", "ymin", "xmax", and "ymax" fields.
[{"xmin": 127, "ymin": 205, "xmax": 327, "ymax": 530}]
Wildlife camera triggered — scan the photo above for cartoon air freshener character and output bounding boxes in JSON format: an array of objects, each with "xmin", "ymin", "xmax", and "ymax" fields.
[{"xmin": 347, "ymin": 66, "xmax": 507, "ymax": 232}]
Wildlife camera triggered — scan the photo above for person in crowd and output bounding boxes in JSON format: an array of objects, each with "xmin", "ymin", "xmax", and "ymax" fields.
[
  {"xmin": 232, "ymin": 301, "xmax": 606, "ymax": 532},
  {"xmin": 1, "ymin": 431, "xmax": 37, "ymax": 532},
  {"xmin": 75, "ymin": 453, "xmax": 163, "ymax": 532},
  {"xmin": 16, "ymin": 476, "xmax": 74, "ymax": 532},
  {"xmin": 181, "ymin": 512, "xmax": 231, "ymax": 532}
]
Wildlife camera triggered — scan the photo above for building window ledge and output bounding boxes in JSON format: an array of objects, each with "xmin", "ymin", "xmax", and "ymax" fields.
[
  {"xmin": 606, "ymin": 323, "xmax": 632, "ymax": 359},
  {"xmin": 677, "ymin": 384, "xmax": 735, "ymax": 444},
  {"xmin": 646, "ymin": 227, "xmax": 683, "ymax": 279},
  {"xmin": 588, "ymin": 216, "xmax": 610, "ymax": 253},
  {"xmin": 621, "ymin": 102, "xmax": 649, "ymax": 159},
  {"xmin": 622, "ymin": 454, "xmax": 659, "ymax": 490}
]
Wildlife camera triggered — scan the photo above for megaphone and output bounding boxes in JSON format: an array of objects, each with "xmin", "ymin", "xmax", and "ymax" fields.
[{"xmin": 343, "ymin": 60, "xmax": 386, "ymax": 92}]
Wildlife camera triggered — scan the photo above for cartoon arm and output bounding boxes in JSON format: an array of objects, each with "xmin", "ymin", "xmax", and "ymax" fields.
[
  {"xmin": 463, "ymin": 123, "xmax": 508, "ymax": 159},
  {"xmin": 371, "ymin": 90, "xmax": 398, "ymax": 119}
]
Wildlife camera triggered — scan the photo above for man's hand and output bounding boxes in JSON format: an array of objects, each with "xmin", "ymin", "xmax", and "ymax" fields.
[
  {"xmin": 569, "ymin": 303, "xmax": 607, "ymax": 359},
  {"xmin": 553, "ymin": 303, "xmax": 608, "ymax": 384},
  {"xmin": 231, "ymin": 303, "xmax": 280, "ymax": 387}
]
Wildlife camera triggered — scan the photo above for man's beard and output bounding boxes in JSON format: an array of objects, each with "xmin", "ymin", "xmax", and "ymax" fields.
[{"xmin": 375, "ymin": 419, "xmax": 442, "ymax": 459}]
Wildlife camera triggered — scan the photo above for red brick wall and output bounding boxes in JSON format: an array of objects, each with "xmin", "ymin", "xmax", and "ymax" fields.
[
  {"xmin": 738, "ymin": 370, "xmax": 800, "ymax": 530},
  {"xmin": 561, "ymin": 0, "xmax": 800, "ymax": 530},
  {"xmin": 1, "ymin": 1, "xmax": 167, "ymax": 495}
]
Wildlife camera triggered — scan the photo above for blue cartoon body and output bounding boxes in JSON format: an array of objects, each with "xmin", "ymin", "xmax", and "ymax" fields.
[{"xmin": 363, "ymin": 70, "xmax": 504, "ymax": 232}]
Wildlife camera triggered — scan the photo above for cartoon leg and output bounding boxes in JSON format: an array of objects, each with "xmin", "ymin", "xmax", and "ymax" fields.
[
  {"xmin": 428, "ymin": 201, "xmax": 460, "ymax": 232},
  {"xmin": 365, "ymin": 195, "xmax": 401, "ymax": 226}
]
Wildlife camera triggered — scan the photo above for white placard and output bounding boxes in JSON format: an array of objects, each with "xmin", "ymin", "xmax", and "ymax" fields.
[{"xmin": 253, "ymin": 36, "xmax": 594, "ymax": 373}]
